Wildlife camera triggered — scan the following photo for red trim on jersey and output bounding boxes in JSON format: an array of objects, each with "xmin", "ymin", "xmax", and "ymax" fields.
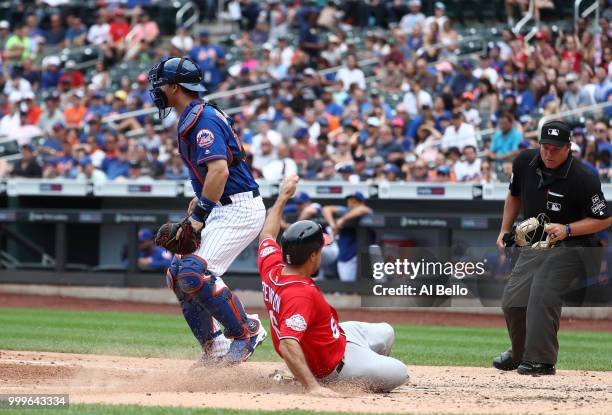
[{"xmin": 197, "ymin": 154, "xmax": 227, "ymax": 164}]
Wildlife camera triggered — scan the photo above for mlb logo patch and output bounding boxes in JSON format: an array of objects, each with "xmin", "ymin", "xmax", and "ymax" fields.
[
  {"xmin": 548, "ymin": 128, "xmax": 559, "ymax": 136},
  {"xmin": 196, "ymin": 129, "xmax": 215, "ymax": 148},
  {"xmin": 547, "ymin": 201, "xmax": 561, "ymax": 212}
]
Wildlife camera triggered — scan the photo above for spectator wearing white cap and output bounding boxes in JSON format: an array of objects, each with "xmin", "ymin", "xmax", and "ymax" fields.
[
  {"xmin": 41, "ymin": 55, "xmax": 62, "ymax": 89},
  {"xmin": 0, "ymin": 20, "xmax": 10, "ymax": 46},
  {"xmin": 336, "ymin": 53, "xmax": 366, "ymax": 91},
  {"xmin": 399, "ymin": 0, "xmax": 425, "ymax": 34}
]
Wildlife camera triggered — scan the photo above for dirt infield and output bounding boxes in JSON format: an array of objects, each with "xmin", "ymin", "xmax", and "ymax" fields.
[
  {"xmin": 1, "ymin": 350, "xmax": 610, "ymax": 414},
  {"xmin": 2, "ymin": 292, "xmax": 611, "ymax": 332}
]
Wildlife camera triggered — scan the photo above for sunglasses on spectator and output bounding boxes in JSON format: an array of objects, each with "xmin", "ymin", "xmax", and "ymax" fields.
[{"xmin": 595, "ymin": 128, "xmax": 607, "ymax": 133}]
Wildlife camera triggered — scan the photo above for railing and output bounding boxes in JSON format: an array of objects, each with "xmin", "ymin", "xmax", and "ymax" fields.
[
  {"xmin": 574, "ymin": 0, "xmax": 601, "ymax": 34},
  {"xmin": 537, "ymin": 101, "xmax": 612, "ymax": 133},
  {"xmin": 512, "ymin": 0, "xmax": 536, "ymax": 35},
  {"xmin": 176, "ymin": 1, "xmax": 200, "ymax": 36}
]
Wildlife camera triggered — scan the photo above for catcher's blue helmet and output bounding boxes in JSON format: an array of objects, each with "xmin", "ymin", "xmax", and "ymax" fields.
[{"xmin": 148, "ymin": 56, "xmax": 206, "ymax": 119}]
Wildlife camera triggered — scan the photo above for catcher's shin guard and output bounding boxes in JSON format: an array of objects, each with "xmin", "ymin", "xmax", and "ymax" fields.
[
  {"xmin": 179, "ymin": 255, "xmax": 251, "ymax": 339},
  {"xmin": 168, "ymin": 255, "xmax": 219, "ymax": 347}
]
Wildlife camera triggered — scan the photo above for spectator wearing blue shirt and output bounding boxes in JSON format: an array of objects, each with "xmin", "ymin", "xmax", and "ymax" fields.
[
  {"xmin": 189, "ymin": 29, "xmax": 225, "ymax": 91},
  {"xmin": 65, "ymin": 16, "xmax": 87, "ymax": 46},
  {"xmin": 38, "ymin": 122, "xmax": 65, "ymax": 161},
  {"xmin": 487, "ymin": 112, "xmax": 522, "ymax": 161},
  {"xmin": 128, "ymin": 74, "xmax": 154, "ymax": 107},
  {"xmin": 406, "ymin": 104, "xmax": 445, "ymax": 141},
  {"xmin": 136, "ymin": 228, "xmax": 173, "ymax": 271},
  {"xmin": 40, "ymin": 56, "xmax": 63, "ymax": 89},
  {"xmin": 85, "ymin": 92, "xmax": 112, "ymax": 118},
  {"xmin": 516, "ymin": 74, "xmax": 535, "ymax": 116},
  {"xmin": 322, "ymin": 90, "xmax": 343, "ymax": 117},
  {"xmin": 322, "ymin": 192, "xmax": 373, "ymax": 282},
  {"xmin": 79, "ymin": 115, "xmax": 105, "ymax": 144},
  {"xmin": 164, "ymin": 151, "xmax": 190, "ymax": 180},
  {"xmin": 44, "ymin": 13, "xmax": 66, "ymax": 46},
  {"xmin": 450, "ymin": 59, "xmax": 478, "ymax": 97},
  {"xmin": 299, "ymin": 11, "xmax": 322, "ymax": 66},
  {"xmin": 101, "ymin": 145, "xmax": 130, "ymax": 180},
  {"xmin": 593, "ymin": 67, "xmax": 611, "ymax": 103}
]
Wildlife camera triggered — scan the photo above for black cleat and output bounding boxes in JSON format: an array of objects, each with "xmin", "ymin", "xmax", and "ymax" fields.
[
  {"xmin": 517, "ymin": 361, "xmax": 556, "ymax": 376},
  {"xmin": 493, "ymin": 349, "xmax": 520, "ymax": 371}
]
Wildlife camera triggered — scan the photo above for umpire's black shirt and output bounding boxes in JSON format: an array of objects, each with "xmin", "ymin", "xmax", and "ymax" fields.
[{"xmin": 510, "ymin": 148, "xmax": 610, "ymax": 246}]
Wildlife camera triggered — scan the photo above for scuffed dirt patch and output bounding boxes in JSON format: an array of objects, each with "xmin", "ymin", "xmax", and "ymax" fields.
[{"xmin": 1, "ymin": 350, "xmax": 611, "ymax": 414}]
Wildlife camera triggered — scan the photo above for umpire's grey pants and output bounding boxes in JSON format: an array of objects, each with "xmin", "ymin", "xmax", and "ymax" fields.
[
  {"xmin": 322, "ymin": 322, "xmax": 409, "ymax": 392},
  {"xmin": 501, "ymin": 247, "xmax": 584, "ymax": 365}
]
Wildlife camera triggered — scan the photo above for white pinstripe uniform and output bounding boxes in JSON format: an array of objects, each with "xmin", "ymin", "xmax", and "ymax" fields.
[{"xmin": 196, "ymin": 191, "xmax": 266, "ymax": 356}]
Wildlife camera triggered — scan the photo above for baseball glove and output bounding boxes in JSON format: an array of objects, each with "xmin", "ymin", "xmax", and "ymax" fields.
[{"xmin": 155, "ymin": 218, "xmax": 201, "ymax": 255}]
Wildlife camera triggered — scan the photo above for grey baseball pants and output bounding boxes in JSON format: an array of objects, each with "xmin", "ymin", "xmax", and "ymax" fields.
[
  {"xmin": 502, "ymin": 247, "xmax": 585, "ymax": 365},
  {"xmin": 322, "ymin": 321, "xmax": 409, "ymax": 392}
]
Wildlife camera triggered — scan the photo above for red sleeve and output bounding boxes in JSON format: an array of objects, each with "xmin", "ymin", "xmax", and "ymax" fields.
[
  {"xmin": 257, "ymin": 238, "xmax": 283, "ymax": 277},
  {"xmin": 278, "ymin": 294, "xmax": 315, "ymax": 343}
]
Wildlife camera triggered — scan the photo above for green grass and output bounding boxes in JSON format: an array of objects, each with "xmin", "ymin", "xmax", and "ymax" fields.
[
  {"xmin": 3, "ymin": 403, "xmax": 357, "ymax": 415},
  {"xmin": 0, "ymin": 307, "xmax": 610, "ymax": 370}
]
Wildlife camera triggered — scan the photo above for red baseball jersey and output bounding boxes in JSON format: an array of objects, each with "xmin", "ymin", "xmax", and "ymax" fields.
[{"xmin": 257, "ymin": 238, "xmax": 346, "ymax": 378}]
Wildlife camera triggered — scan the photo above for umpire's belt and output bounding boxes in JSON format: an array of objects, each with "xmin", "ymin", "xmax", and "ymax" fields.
[{"xmin": 219, "ymin": 189, "xmax": 260, "ymax": 206}]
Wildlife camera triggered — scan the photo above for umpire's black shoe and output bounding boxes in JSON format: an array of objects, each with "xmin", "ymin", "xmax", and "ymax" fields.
[
  {"xmin": 517, "ymin": 361, "xmax": 556, "ymax": 376},
  {"xmin": 493, "ymin": 349, "xmax": 520, "ymax": 371}
]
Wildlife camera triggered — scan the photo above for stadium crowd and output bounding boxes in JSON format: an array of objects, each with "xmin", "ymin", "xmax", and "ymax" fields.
[{"xmin": 0, "ymin": 0, "xmax": 611, "ymax": 185}]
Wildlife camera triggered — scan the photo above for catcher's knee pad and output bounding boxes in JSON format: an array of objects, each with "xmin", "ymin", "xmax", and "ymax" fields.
[{"xmin": 175, "ymin": 255, "xmax": 212, "ymax": 294}]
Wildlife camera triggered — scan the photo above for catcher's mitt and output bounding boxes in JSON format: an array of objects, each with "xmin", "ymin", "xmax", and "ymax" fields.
[
  {"xmin": 510, "ymin": 214, "xmax": 556, "ymax": 249},
  {"xmin": 155, "ymin": 218, "xmax": 201, "ymax": 255},
  {"xmin": 514, "ymin": 217, "xmax": 540, "ymax": 247}
]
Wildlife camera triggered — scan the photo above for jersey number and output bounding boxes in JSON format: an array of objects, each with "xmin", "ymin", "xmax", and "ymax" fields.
[{"xmin": 330, "ymin": 316, "xmax": 340, "ymax": 339}]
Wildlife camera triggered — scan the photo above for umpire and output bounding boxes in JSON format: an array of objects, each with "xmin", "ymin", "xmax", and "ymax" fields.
[{"xmin": 493, "ymin": 120, "xmax": 611, "ymax": 375}]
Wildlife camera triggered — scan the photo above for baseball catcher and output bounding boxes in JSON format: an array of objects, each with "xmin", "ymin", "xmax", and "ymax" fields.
[{"xmin": 149, "ymin": 56, "xmax": 267, "ymax": 365}]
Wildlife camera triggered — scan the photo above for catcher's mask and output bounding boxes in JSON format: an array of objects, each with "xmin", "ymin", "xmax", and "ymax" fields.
[
  {"xmin": 280, "ymin": 220, "xmax": 333, "ymax": 265},
  {"xmin": 148, "ymin": 56, "xmax": 207, "ymax": 119}
]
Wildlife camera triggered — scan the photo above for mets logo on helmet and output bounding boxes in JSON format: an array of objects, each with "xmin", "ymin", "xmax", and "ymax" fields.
[{"xmin": 196, "ymin": 129, "xmax": 215, "ymax": 148}]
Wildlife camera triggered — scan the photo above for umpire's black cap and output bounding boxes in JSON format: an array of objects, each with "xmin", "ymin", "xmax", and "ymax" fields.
[
  {"xmin": 540, "ymin": 120, "xmax": 572, "ymax": 147},
  {"xmin": 281, "ymin": 220, "xmax": 332, "ymax": 265}
]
